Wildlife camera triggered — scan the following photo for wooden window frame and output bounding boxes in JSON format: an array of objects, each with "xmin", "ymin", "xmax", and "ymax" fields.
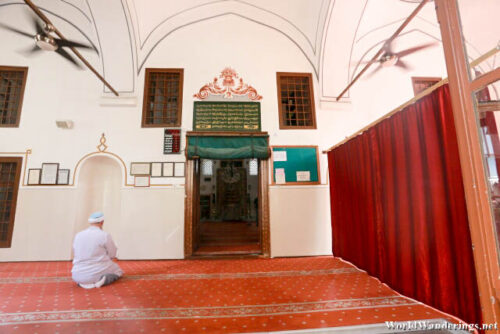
[
  {"xmin": 411, "ymin": 76, "xmax": 441, "ymax": 96},
  {"xmin": 435, "ymin": 0, "xmax": 500, "ymax": 323},
  {"xmin": 276, "ymin": 72, "xmax": 317, "ymax": 130},
  {"xmin": 0, "ymin": 157, "xmax": 22, "ymax": 248},
  {"xmin": 142, "ymin": 68, "xmax": 184, "ymax": 128},
  {"xmin": 0, "ymin": 66, "xmax": 28, "ymax": 128}
]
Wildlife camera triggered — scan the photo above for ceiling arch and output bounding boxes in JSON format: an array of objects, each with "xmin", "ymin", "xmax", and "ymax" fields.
[
  {"xmin": 319, "ymin": 0, "xmax": 498, "ymax": 103},
  {"xmin": 1, "ymin": 0, "xmax": 495, "ymax": 100},
  {"xmin": 125, "ymin": 0, "xmax": 331, "ymax": 77}
]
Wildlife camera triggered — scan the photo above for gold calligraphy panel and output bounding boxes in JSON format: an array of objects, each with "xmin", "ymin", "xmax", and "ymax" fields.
[{"xmin": 193, "ymin": 102, "xmax": 261, "ymax": 131}]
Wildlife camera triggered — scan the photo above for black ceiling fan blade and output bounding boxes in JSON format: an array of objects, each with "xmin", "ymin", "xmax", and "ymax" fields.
[
  {"xmin": 30, "ymin": 14, "xmax": 45, "ymax": 35},
  {"xmin": 0, "ymin": 22, "xmax": 33, "ymax": 39},
  {"xmin": 55, "ymin": 47, "xmax": 82, "ymax": 68},
  {"xmin": 365, "ymin": 64, "xmax": 383, "ymax": 79},
  {"xmin": 382, "ymin": 40, "xmax": 394, "ymax": 54},
  {"xmin": 395, "ymin": 59, "xmax": 412, "ymax": 71},
  {"xmin": 397, "ymin": 42, "xmax": 438, "ymax": 58},
  {"xmin": 54, "ymin": 37, "xmax": 94, "ymax": 51},
  {"xmin": 18, "ymin": 45, "xmax": 42, "ymax": 57},
  {"xmin": 350, "ymin": 60, "xmax": 377, "ymax": 69},
  {"xmin": 352, "ymin": 58, "xmax": 379, "ymax": 66}
]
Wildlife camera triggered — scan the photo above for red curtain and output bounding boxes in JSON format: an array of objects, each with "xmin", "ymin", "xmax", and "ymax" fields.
[{"xmin": 327, "ymin": 84, "xmax": 481, "ymax": 324}]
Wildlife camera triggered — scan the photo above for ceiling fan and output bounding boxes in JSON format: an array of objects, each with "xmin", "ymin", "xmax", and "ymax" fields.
[
  {"xmin": 364, "ymin": 40, "xmax": 438, "ymax": 77},
  {"xmin": 0, "ymin": 16, "xmax": 94, "ymax": 68},
  {"xmin": 0, "ymin": 0, "xmax": 119, "ymax": 96},
  {"xmin": 336, "ymin": 0, "xmax": 431, "ymax": 100}
]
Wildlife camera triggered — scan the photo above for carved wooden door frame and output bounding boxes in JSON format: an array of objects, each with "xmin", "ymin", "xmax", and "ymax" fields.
[{"xmin": 184, "ymin": 159, "xmax": 270, "ymax": 257}]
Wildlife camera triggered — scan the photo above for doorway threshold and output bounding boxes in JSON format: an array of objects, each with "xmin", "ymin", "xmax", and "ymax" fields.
[{"xmin": 194, "ymin": 244, "xmax": 262, "ymax": 256}]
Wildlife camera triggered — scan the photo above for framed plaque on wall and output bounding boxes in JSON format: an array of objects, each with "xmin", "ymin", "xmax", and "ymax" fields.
[
  {"xmin": 164, "ymin": 129, "xmax": 181, "ymax": 154},
  {"xmin": 134, "ymin": 176, "xmax": 150, "ymax": 187},
  {"xmin": 162, "ymin": 162, "xmax": 174, "ymax": 177},
  {"xmin": 193, "ymin": 102, "xmax": 261, "ymax": 132},
  {"xmin": 27, "ymin": 169, "xmax": 41, "ymax": 185},
  {"xmin": 174, "ymin": 162, "xmax": 185, "ymax": 177},
  {"xmin": 151, "ymin": 162, "xmax": 163, "ymax": 177},
  {"xmin": 40, "ymin": 163, "xmax": 59, "ymax": 185},
  {"xmin": 130, "ymin": 162, "xmax": 151, "ymax": 175},
  {"xmin": 57, "ymin": 169, "xmax": 70, "ymax": 185}
]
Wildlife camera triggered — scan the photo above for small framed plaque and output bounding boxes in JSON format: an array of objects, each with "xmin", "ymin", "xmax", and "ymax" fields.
[
  {"xmin": 162, "ymin": 162, "xmax": 174, "ymax": 177},
  {"xmin": 151, "ymin": 162, "xmax": 163, "ymax": 177},
  {"xmin": 27, "ymin": 169, "xmax": 41, "ymax": 185},
  {"xmin": 134, "ymin": 175, "xmax": 150, "ymax": 187},
  {"xmin": 57, "ymin": 169, "xmax": 70, "ymax": 185},
  {"xmin": 130, "ymin": 162, "xmax": 151, "ymax": 175},
  {"xmin": 174, "ymin": 162, "xmax": 185, "ymax": 177},
  {"xmin": 40, "ymin": 163, "xmax": 59, "ymax": 185}
]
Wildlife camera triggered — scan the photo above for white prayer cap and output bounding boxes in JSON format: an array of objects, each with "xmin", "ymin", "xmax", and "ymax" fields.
[{"xmin": 88, "ymin": 211, "xmax": 104, "ymax": 223}]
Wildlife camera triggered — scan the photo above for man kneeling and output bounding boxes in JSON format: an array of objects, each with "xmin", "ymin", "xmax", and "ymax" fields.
[{"xmin": 72, "ymin": 212, "xmax": 123, "ymax": 289}]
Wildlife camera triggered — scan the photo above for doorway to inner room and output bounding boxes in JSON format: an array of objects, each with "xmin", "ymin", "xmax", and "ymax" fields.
[{"xmin": 194, "ymin": 158, "xmax": 261, "ymax": 255}]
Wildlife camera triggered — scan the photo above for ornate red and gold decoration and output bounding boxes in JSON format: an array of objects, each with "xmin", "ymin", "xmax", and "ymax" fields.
[{"xmin": 193, "ymin": 67, "xmax": 263, "ymax": 100}]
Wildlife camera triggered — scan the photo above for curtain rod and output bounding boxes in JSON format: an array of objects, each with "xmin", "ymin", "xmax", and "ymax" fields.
[{"xmin": 323, "ymin": 45, "xmax": 500, "ymax": 154}]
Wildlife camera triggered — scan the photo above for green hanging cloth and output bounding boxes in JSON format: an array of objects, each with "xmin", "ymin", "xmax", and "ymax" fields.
[{"xmin": 187, "ymin": 135, "xmax": 269, "ymax": 160}]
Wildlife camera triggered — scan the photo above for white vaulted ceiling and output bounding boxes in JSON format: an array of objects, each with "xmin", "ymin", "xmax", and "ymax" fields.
[
  {"xmin": 0, "ymin": 0, "xmax": 331, "ymax": 93},
  {"xmin": 131, "ymin": 0, "xmax": 327, "ymax": 52},
  {"xmin": 0, "ymin": 0, "xmax": 497, "ymax": 99},
  {"xmin": 127, "ymin": 0, "xmax": 330, "ymax": 75}
]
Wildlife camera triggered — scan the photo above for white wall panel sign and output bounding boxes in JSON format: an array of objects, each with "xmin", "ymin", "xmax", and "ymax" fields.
[
  {"xmin": 296, "ymin": 171, "xmax": 311, "ymax": 182},
  {"xmin": 273, "ymin": 151, "xmax": 287, "ymax": 162},
  {"xmin": 275, "ymin": 168, "xmax": 286, "ymax": 184}
]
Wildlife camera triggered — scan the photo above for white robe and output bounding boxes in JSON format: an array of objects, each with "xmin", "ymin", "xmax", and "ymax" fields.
[{"xmin": 71, "ymin": 226, "xmax": 123, "ymax": 284}]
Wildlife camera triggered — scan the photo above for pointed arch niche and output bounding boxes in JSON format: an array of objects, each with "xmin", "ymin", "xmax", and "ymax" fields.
[{"xmin": 74, "ymin": 155, "xmax": 122, "ymax": 241}]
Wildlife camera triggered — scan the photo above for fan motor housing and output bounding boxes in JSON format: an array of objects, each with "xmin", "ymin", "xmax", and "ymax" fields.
[
  {"xmin": 381, "ymin": 54, "xmax": 398, "ymax": 67},
  {"xmin": 35, "ymin": 34, "xmax": 57, "ymax": 51}
]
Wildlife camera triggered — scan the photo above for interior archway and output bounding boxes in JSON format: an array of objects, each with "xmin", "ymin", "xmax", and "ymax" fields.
[{"xmin": 74, "ymin": 155, "xmax": 122, "ymax": 247}]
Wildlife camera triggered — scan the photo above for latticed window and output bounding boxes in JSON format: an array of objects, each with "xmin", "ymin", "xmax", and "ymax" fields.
[
  {"xmin": 201, "ymin": 159, "xmax": 213, "ymax": 176},
  {"xmin": 277, "ymin": 72, "xmax": 316, "ymax": 129},
  {"xmin": 0, "ymin": 66, "xmax": 28, "ymax": 127},
  {"xmin": 412, "ymin": 77, "xmax": 441, "ymax": 96},
  {"xmin": 249, "ymin": 159, "xmax": 258, "ymax": 176},
  {"xmin": 0, "ymin": 158, "xmax": 22, "ymax": 248},
  {"xmin": 142, "ymin": 68, "xmax": 183, "ymax": 127}
]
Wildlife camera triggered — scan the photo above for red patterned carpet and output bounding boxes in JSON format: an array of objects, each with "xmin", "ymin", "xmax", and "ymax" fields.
[{"xmin": 0, "ymin": 257, "xmax": 460, "ymax": 333}]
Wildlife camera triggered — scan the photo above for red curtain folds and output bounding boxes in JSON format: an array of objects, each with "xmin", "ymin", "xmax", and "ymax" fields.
[{"xmin": 327, "ymin": 84, "xmax": 481, "ymax": 324}]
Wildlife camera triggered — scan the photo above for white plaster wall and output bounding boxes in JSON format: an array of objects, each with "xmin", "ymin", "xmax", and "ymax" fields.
[
  {"xmin": 0, "ymin": 13, "xmax": 334, "ymax": 260},
  {"xmin": 0, "ymin": 188, "xmax": 77, "ymax": 261},
  {"xmin": 137, "ymin": 15, "xmax": 334, "ymax": 258},
  {"xmin": 118, "ymin": 188, "xmax": 184, "ymax": 260},
  {"xmin": 270, "ymin": 186, "xmax": 332, "ymax": 257},
  {"xmin": 0, "ymin": 185, "xmax": 185, "ymax": 261},
  {"xmin": 3, "ymin": 2, "xmax": 494, "ymax": 261}
]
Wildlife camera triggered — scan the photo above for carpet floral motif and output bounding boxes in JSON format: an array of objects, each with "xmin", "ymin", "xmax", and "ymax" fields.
[{"xmin": 0, "ymin": 297, "xmax": 416, "ymax": 325}]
